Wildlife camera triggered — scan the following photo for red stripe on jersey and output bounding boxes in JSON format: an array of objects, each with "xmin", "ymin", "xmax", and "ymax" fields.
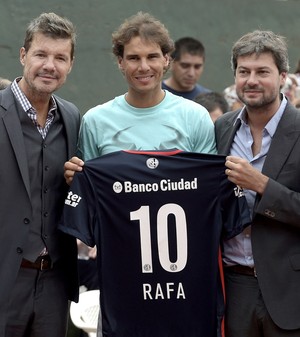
[
  {"xmin": 218, "ymin": 247, "xmax": 226, "ymax": 337},
  {"xmin": 123, "ymin": 149, "xmax": 182, "ymax": 156}
]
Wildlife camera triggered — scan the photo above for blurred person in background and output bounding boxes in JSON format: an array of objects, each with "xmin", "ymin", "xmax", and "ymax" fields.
[
  {"xmin": 0, "ymin": 77, "xmax": 11, "ymax": 89},
  {"xmin": 162, "ymin": 37, "xmax": 211, "ymax": 100},
  {"xmin": 194, "ymin": 91, "xmax": 229, "ymax": 122},
  {"xmin": 223, "ymin": 83, "xmax": 244, "ymax": 111},
  {"xmin": 280, "ymin": 73, "xmax": 300, "ymax": 108},
  {"xmin": 293, "ymin": 58, "xmax": 300, "ymax": 86}
]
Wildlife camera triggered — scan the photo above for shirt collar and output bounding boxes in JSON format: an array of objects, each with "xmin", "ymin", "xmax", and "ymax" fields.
[
  {"xmin": 11, "ymin": 77, "xmax": 57, "ymax": 114},
  {"xmin": 235, "ymin": 94, "xmax": 287, "ymax": 137}
]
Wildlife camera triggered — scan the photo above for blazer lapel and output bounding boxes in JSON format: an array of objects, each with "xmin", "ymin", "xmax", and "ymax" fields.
[
  {"xmin": 217, "ymin": 111, "xmax": 241, "ymax": 155},
  {"xmin": 262, "ymin": 105, "xmax": 300, "ymax": 179},
  {"xmin": 55, "ymin": 97, "xmax": 79, "ymax": 159},
  {"xmin": 2, "ymin": 109, "xmax": 31, "ymax": 199}
]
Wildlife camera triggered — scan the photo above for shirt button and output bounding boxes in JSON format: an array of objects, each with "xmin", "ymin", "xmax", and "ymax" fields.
[
  {"xmin": 16, "ymin": 247, "xmax": 23, "ymax": 254},
  {"xmin": 264, "ymin": 209, "xmax": 275, "ymax": 217}
]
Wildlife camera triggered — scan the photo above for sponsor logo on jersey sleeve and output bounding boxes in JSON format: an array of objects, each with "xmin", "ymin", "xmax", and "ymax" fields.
[
  {"xmin": 234, "ymin": 185, "xmax": 244, "ymax": 197},
  {"xmin": 65, "ymin": 191, "xmax": 82, "ymax": 207}
]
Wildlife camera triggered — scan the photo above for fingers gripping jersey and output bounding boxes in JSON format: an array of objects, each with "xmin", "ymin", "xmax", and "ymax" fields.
[{"xmin": 60, "ymin": 150, "xmax": 250, "ymax": 337}]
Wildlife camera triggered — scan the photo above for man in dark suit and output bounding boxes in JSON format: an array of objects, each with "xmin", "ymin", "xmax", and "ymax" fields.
[
  {"xmin": 0, "ymin": 12, "xmax": 80, "ymax": 337},
  {"xmin": 215, "ymin": 30, "xmax": 300, "ymax": 337}
]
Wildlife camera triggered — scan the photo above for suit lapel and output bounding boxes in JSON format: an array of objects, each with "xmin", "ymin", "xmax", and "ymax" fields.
[
  {"xmin": 217, "ymin": 111, "xmax": 241, "ymax": 155},
  {"xmin": 262, "ymin": 105, "xmax": 300, "ymax": 179},
  {"xmin": 224, "ymin": 118, "xmax": 241, "ymax": 154},
  {"xmin": 2, "ymin": 107, "xmax": 31, "ymax": 199},
  {"xmin": 55, "ymin": 96, "xmax": 79, "ymax": 159}
]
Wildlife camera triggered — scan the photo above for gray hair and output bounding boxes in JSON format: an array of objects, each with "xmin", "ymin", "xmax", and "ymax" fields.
[
  {"xmin": 231, "ymin": 30, "xmax": 289, "ymax": 74},
  {"xmin": 23, "ymin": 12, "xmax": 76, "ymax": 59}
]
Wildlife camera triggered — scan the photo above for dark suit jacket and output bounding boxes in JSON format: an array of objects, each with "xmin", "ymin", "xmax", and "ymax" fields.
[
  {"xmin": 215, "ymin": 102, "xmax": 300, "ymax": 330},
  {"xmin": 0, "ymin": 86, "xmax": 80, "ymax": 328}
]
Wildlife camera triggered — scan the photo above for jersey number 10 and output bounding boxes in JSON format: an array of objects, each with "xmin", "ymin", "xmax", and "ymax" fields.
[{"xmin": 130, "ymin": 203, "xmax": 188, "ymax": 274}]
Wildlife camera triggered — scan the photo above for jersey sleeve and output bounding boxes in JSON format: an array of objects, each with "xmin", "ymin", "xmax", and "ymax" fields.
[
  {"xmin": 220, "ymin": 178, "xmax": 251, "ymax": 240},
  {"xmin": 59, "ymin": 170, "xmax": 97, "ymax": 247}
]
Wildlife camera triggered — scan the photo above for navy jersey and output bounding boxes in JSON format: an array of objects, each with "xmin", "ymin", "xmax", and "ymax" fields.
[{"xmin": 60, "ymin": 150, "xmax": 250, "ymax": 337}]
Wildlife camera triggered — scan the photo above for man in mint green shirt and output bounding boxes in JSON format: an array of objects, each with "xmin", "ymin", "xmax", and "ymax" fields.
[
  {"xmin": 65, "ymin": 12, "xmax": 215, "ymax": 179},
  {"xmin": 63, "ymin": 13, "xmax": 223, "ymax": 337},
  {"xmin": 78, "ymin": 89, "xmax": 215, "ymax": 160}
]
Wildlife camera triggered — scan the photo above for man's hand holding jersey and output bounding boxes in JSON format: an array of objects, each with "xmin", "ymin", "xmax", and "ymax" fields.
[
  {"xmin": 64, "ymin": 156, "xmax": 84, "ymax": 185},
  {"xmin": 225, "ymin": 156, "xmax": 269, "ymax": 195}
]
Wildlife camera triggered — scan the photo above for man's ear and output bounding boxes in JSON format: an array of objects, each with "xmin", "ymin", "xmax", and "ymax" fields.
[
  {"xmin": 118, "ymin": 56, "xmax": 125, "ymax": 74},
  {"xmin": 163, "ymin": 54, "xmax": 171, "ymax": 73},
  {"xmin": 68, "ymin": 57, "xmax": 75, "ymax": 74},
  {"xmin": 280, "ymin": 72, "xmax": 288, "ymax": 88},
  {"xmin": 164, "ymin": 54, "xmax": 170, "ymax": 68},
  {"xmin": 20, "ymin": 47, "xmax": 26, "ymax": 66}
]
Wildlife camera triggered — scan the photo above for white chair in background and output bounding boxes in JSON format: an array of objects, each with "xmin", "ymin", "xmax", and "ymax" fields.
[{"xmin": 70, "ymin": 289, "xmax": 101, "ymax": 337}]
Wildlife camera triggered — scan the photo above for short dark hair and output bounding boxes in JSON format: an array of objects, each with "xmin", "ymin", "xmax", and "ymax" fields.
[
  {"xmin": 171, "ymin": 37, "xmax": 205, "ymax": 61},
  {"xmin": 23, "ymin": 12, "xmax": 76, "ymax": 59},
  {"xmin": 194, "ymin": 92, "xmax": 229, "ymax": 114}
]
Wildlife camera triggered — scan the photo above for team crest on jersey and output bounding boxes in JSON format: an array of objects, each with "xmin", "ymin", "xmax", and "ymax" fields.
[
  {"xmin": 113, "ymin": 181, "xmax": 123, "ymax": 193},
  {"xmin": 146, "ymin": 158, "xmax": 159, "ymax": 169}
]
